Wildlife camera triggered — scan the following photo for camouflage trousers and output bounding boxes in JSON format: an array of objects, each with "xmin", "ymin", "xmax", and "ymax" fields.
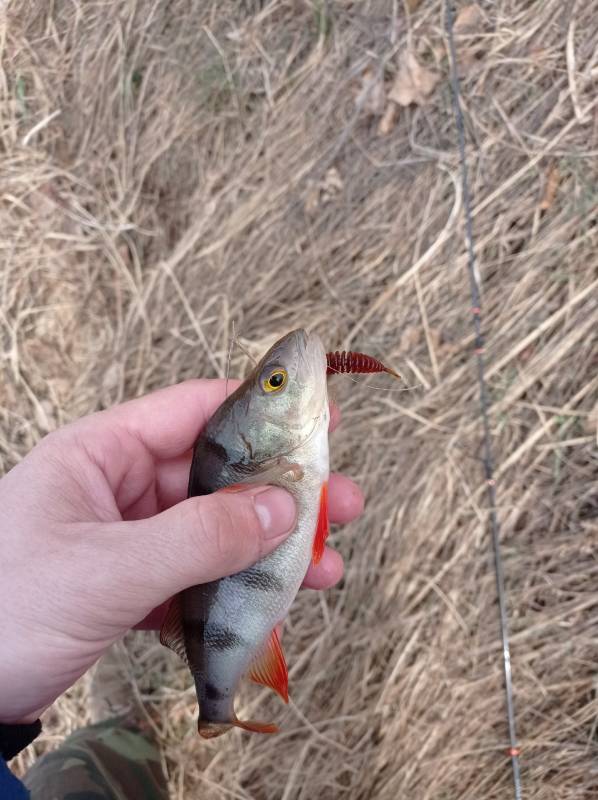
[{"xmin": 23, "ymin": 718, "xmax": 169, "ymax": 800}]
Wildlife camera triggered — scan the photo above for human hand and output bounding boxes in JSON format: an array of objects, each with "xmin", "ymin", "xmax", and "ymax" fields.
[{"xmin": 0, "ymin": 380, "xmax": 363, "ymax": 724}]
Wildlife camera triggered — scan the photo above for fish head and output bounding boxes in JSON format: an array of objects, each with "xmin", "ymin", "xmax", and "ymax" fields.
[
  {"xmin": 194, "ymin": 329, "xmax": 329, "ymax": 488},
  {"xmin": 244, "ymin": 328, "xmax": 328, "ymax": 460}
]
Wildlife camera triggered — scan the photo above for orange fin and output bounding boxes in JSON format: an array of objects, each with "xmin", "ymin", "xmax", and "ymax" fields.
[
  {"xmin": 198, "ymin": 718, "xmax": 278, "ymax": 738},
  {"xmin": 198, "ymin": 720, "xmax": 232, "ymax": 739},
  {"xmin": 159, "ymin": 595, "xmax": 189, "ymax": 667},
  {"xmin": 249, "ymin": 628, "xmax": 289, "ymax": 703},
  {"xmin": 312, "ymin": 481, "xmax": 329, "ymax": 566},
  {"xmin": 233, "ymin": 719, "xmax": 278, "ymax": 735}
]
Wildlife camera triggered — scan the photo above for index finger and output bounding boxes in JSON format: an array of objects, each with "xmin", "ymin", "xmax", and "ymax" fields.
[{"xmin": 106, "ymin": 379, "xmax": 241, "ymax": 459}]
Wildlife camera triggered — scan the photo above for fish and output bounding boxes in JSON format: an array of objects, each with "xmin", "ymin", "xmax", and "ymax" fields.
[
  {"xmin": 160, "ymin": 330, "xmax": 399, "ymax": 738},
  {"xmin": 161, "ymin": 329, "xmax": 330, "ymax": 738}
]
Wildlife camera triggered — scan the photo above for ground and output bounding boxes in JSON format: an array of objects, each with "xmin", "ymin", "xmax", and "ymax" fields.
[{"xmin": 2, "ymin": 1, "xmax": 597, "ymax": 798}]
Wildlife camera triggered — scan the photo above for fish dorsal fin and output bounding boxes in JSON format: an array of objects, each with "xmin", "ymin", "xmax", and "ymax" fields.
[
  {"xmin": 248, "ymin": 628, "xmax": 289, "ymax": 703},
  {"xmin": 312, "ymin": 481, "xmax": 329, "ymax": 566},
  {"xmin": 159, "ymin": 595, "xmax": 189, "ymax": 667}
]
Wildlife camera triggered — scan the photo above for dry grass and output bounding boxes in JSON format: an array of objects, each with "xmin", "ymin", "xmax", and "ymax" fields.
[{"xmin": 2, "ymin": 0, "xmax": 598, "ymax": 797}]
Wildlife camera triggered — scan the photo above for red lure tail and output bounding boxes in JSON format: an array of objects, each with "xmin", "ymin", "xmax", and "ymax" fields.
[{"xmin": 326, "ymin": 350, "xmax": 400, "ymax": 380}]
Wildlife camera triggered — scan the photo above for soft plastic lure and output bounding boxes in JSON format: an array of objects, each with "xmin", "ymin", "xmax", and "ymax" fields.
[{"xmin": 326, "ymin": 350, "xmax": 400, "ymax": 379}]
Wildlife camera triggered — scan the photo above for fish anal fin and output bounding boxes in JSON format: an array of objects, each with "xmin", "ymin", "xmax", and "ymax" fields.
[
  {"xmin": 312, "ymin": 481, "xmax": 329, "ymax": 566},
  {"xmin": 159, "ymin": 595, "xmax": 188, "ymax": 667},
  {"xmin": 248, "ymin": 628, "xmax": 289, "ymax": 703}
]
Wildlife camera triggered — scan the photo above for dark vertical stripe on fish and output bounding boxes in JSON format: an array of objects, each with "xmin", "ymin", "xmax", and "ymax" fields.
[
  {"xmin": 204, "ymin": 623, "xmax": 243, "ymax": 651},
  {"xmin": 238, "ymin": 568, "xmax": 285, "ymax": 593},
  {"xmin": 204, "ymin": 682, "xmax": 226, "ymax": 701},
  {"xmin": 187, "ymin": 436, "xmax": 230, "ymax": 496}
]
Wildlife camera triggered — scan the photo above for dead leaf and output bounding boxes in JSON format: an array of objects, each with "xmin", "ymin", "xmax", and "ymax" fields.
[
  {"xmin": 518, "ymin": 345, "xmax": 535, "ymax": 363},
  {"xmin": 539, "ymin": 162, "xmax": 560, "ymax": 211},
  {"xmin": 388, "ymin": 51, "xmax": 439, "ymax": 108},
  {"xmin": 321, "ymin": 167, "xmax": 343, "ymax": 205},
  {"xmin": 400, "ymin": 325, "xmax": 421, "ymax": 351},
  {"xmin": 438, "ymin": 340, "xmax": 459, "ymax": 359},
  {"xmin": 101, "ymin": 362, "xmax": 123, "ymax": 407},
  {"xmin": 406, "ymin": 0, "xmax": 424, "ymax": 10},
  {"xmin": 354, "ymin": 67, "xmax": 386, "ymax": 116},
  {"xmin": 428, "ymin": 329, "xmax": 442, "ymax": 350},
  {"xmin": 452, "ymin": 4, "xmax": 486, "ymax": 76},
  {"xmin": 117, "ymin": 243, "xmax": 132, "ymax": 267},
  {"xmin": 460, "ymin": 49, "xmax": 481, "ymax": 77},
  {"xmin": 454, "ymin": 3, "xmax": 484, "ymax": 33},
  {"xmin": 304, "ymin": 169, "xmax": 343, "ymax": 213},
  {"xmin": 529, "ymin": 45, "xmax": 549, "ymax": 64},
  {"xmin": 583, "ymin": 403, "xmax": 598, "ymax": 436},
  {"xmin": 378, "ymin": 102, "xmax": 399, "ymax": 135},
  {"xmin": 304, "ymin": 181, "xmax": 320, "ymax": 216},
  {"xmin": 324, "ymin": 167, "xmax": 343, "ymax": 194},
  {"xmin": 430, "ymin": 40, "xmax": 446, "ymax": 62}
]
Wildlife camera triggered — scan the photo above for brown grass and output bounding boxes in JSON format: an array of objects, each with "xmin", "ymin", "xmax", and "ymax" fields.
[{"xmin": 3, "ymin": 0, "xmax": 598, "ymax": 797}]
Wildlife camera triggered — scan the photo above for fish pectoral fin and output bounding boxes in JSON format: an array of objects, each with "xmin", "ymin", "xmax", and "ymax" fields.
[
  {"xmin": 159, "ymin": 595, "xmax": 189, "ymax": 667},
  {"xmin": 254, "ymin": 456, "xmax": 304, "ymax": 484},
  {"xmin": 311, "ymin": 481, "xmax": 329, "ymax": 566},
  {"xmin": 222, "ymin": 458, "xmax": 303, "ymax": 491},
  {"xmin": 248, "ymin": 628, "xmax": 289, "ymax": 703}
]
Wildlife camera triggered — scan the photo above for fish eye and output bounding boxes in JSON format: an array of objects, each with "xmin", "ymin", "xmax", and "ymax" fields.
[{"xmin": 262, "ymin": 368, "xmax": 287, "ymax": 393}]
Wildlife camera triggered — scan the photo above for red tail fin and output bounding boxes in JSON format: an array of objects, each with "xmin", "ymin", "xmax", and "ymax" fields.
[
  {"xmin": 198, "ymin": 720, "xmax": 232, "ymax": 739},
  {"xmin": 233, "ymin": 719, "xmax": 278, "ymax": 734},
  {"xmin": 198, "ymin": 718, "xmax": 278, "ymax": 738}
]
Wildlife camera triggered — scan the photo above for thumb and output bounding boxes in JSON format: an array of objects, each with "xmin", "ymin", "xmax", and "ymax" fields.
[{"xmin": 97, "ymin": 486, "xmax": 297, "ymax": 606}]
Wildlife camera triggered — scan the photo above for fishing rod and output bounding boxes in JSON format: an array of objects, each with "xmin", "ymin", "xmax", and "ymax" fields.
[{"xmin": 444, "ymin": 3, "xmax": 522, "ymax": 798}]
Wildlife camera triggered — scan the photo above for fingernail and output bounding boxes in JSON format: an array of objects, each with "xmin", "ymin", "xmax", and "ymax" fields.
[{"xmin": 253, "ymin": 488, "xmax": 296, "ymax": 540}]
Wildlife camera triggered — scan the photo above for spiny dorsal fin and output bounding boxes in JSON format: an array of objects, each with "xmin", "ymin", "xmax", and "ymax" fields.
[
  {"xmin": 159, "ymin": 595, "xmax": 189, "ymax": 667},
  {"xmin": 248, "ymin": 628, "xmax": 288, "ymax": 703}
]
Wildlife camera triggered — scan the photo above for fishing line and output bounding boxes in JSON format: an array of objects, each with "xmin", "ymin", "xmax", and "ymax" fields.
[
  {"xmin": 444, "ymin": 3, "xmax": 522, "ymax": 798},
  {"xmin": 327, "ymin": 366, "xmax": 422, "ymax": 393},
  {"xmin": 225, "ymin": 320, "xmax": 235, "ymax": 400},
  {"xmin": 234, "ymin": 336, "xmax": 259, "ymax": 368},
  {"xmin": 225, "ymin": 323, "xmax": 260, "ymax": 400}
]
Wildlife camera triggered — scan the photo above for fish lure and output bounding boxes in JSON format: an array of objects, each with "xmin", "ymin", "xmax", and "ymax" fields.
[
  {"xmin": 326, "ymin": 350, "xmax": 400, "ymax": 380},
  {"xmin": 160, "ymin": 330, "xmax": 398, "ymax": 738}
]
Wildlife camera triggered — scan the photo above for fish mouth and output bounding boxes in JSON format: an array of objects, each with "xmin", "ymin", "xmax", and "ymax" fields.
[
  {"xmin": 296, "ymin": 328, "xmax": 325, "ymax": 361},
  {"xmin": 295, "ymin": 329, "xmax": 326, "ymax": 378},
  {"xmin": 295, "ymin": 329, "xmax": 328, "ymax": 417}
]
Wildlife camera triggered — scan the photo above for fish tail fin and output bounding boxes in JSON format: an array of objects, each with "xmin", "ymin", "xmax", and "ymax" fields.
[
  {"xmin": 198, "ymin": 717, "xmax": 278, "ymax": 738},
  {"xmin": 198, "ymin": 720, "xmax": 233, "ymax": 739},
  {"xmin": 233, "ymin": 718, "xmax": 279, "ymax": 735}
]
